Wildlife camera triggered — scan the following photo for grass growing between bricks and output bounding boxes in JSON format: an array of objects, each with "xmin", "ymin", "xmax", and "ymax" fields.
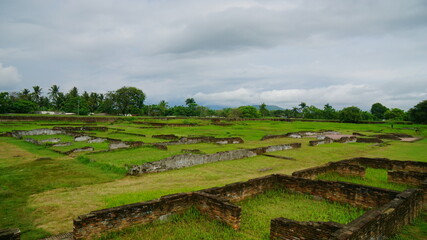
[
  {"xmin": 98, "ymin": 190, "xmax": 365, "ymax": 240},
  {"xmin": 317, "ymin": 168, "xmax": 416, "ymax": 191}
]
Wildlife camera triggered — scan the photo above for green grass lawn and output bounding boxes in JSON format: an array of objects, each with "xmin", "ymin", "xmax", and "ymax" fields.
[
  {"xmin": 317, "ymin": 168, "xmax": 416, "ymax": 191},
  {"xmin": 0, "ymin": 118, "xmax": 426, "ymax": 239}
]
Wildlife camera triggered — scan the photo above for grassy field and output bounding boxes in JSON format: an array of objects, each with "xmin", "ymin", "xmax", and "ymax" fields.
[{"xmin": 0, "ymin": 117, "xmax": 426, "ymax": 239}]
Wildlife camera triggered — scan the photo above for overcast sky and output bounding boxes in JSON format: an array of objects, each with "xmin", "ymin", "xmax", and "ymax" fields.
[{"xmin": 1, "ymin": 0, "xmax": 426, "ymax": 110}]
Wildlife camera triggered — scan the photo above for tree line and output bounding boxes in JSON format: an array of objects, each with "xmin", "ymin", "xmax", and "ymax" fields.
[{"xmin": 0, "ymin": 85, "xmax": 426, "ymax": 123}]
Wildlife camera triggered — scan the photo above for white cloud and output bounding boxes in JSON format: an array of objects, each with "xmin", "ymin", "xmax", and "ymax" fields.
[{"xmin": 0, "ymin": 63, "xmax": 21, "ymax": 89}]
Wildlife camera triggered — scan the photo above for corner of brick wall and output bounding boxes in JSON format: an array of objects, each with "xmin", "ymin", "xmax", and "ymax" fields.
[
  {"xmin": 193, "ymin": 192, "xmax": 241, "ymax": 229},
  {"xmin": 331, "ymin": 188, "xmax": 424, "ymax": 240}
]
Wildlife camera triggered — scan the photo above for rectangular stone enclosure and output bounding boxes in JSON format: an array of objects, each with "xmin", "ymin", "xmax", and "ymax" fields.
[{"xmin": 73, "ymin": 169, "xmax": 424, "ymax": 240}]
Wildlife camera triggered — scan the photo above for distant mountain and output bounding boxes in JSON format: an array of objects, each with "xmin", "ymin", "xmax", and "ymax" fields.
[
  {"xmin": 205, "ymin": 105, "xmax": 227, "ymax": 110},
  {"xmin": 251, "ymin": 105, "xmax": 284, "ymax": 111}
]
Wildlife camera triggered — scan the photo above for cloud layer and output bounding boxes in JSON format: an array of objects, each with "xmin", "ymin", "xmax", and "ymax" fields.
[{"xmin": 0, "ymin": 0, "xmax": 426, "ymax": 110}]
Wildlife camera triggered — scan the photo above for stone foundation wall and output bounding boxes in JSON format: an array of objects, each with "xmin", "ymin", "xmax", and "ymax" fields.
[
  {"xmin": 292, "ymin": 162, "xmax": 366, "ymax": 180},
  {"xmin": 72, "ymin": 173, "xmax": 423, "ymax": 240},
  {"xmin": 11, "ymin": 128, "xmax": 65, "ymax": 138},
  {"xmin": 193, "ymin": 192, "xmax": 241, "ymax": 229},
  {"xmin": 331, "ymin": 189, "xmax": 424, "ymax": 240},
  {"xmin": 52, "ymin": 126, "xmax": 108, "ymax": 132},
  {"xmin": 73, "ymin": 192, "xmax": 241, "ymax": 240},
  {"xmin": 292, "ymin": 157, "xmax": 427, "ymax": 182},
  {"xmin": 270, "ymin": 218, "xmax": 343, "ymax": 240},
  {"xmin": 309, "ymin": 137, "xmax": 333, "ymax": 146},
  {"xmin": 128, "ymin": 143, "xmax": 300, "ymax": 175},
  {"xmin": 342, "ymin": 157, "xmax": 427, "ymax": 172},
  {"xmin": 159, "ymin": 136, "xmax": 244, "ymax": 145},
  {"xmin": 356, "ymin": 137, "xmax": 383, "ymax": 143},
  {"xmin": 201, "ymin": 175, "xmax": 281, "ymax": 202},
  {"xmin": 388, "ymin": 171, "xmax": 427, "ymax": 186}
]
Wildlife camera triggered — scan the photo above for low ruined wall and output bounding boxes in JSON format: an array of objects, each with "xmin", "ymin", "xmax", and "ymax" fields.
[
  {"xmin": 342, "ymin": 157, "xmax": 427, "ymax": 173},
  {"xmin": 332, "ymin": 189, "xmax": 424, "ymax": 240},
  {"xmin": 0, "ymin": 228, "xmax": 20, "ymax": 240},
  {"xmin": 388, "ymin": 171, "xmax": 427, "ymax": 198},
  {"xmin": 292, "ymin": 157, "xmax": 427, "ymax": 181},
  {"xmin": 129, "ymin": 149, "xmax": 257, "ymax": 175},
  {"xmin": 277, "ymin": 175, "xmax": 398, "ymax": 209},
  {"xmin": 53, "ymin": 126, "xmax": 108, "ymax": 132},
  {"xmin": 159, "ymin": 136, "xmax": 244, "ymax": 145},
  {"xmin": 356, "ymin": 137, "xmax": 383, "ymax": 143},
  {"xmin": 109, "ymin": 141, "xmax": 144, "ymax": 150},
  {"xmin": 261, "ymin": 131, "xmax": 339, "ymax": 141},
  {"xmin": 270, "ymin": 218, "xmax": 343, "ymax": 240},
  {"xmin": 73, "ymin": 192, "xmax": 241, "ymax": 240},
  {"xmin": 201, "ymin": 175, "xmax": 280, "ymax": 202},
  {"xmin": 309, "ymin": 138, "xmax": 333, "ymax": 146},
  {"xmin": 128, "ymin": 143, "xmax": 300, "ymax": 175},
  {"xmin": 152, "ymin": 134, "xmax": 179, "ymax": 140},
  {"xmin": 203, "ymin": 174, "xmax": 398, "ymax": 209},
  {"xmin": 193, "ymin": 192, "xmax": 241, "ymax": 229},
  {"xmin": 292, "ymin": 162, "xmax": 366, "ymax": 180},
  {"xmin": 12, "ymin": 128, "xmax": 64, "ymax": 138},
  {"xmin": 72, "ymin": 173, "xmax": 423, "ymax": 240}
]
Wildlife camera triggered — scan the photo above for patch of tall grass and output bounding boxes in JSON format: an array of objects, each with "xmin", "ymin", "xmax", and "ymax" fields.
[{"xmin": 317, "ymin": 168, "xmax": 416, "ymax": 191}]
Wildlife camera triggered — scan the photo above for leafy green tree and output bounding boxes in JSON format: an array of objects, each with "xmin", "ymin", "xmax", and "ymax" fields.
[
  {"xmin": 10, "ymin": 100, "xmax": 37, "ymax": 113},
  {"xmin": 18, "ymin": 89, "xmax": 31, "ymax": 101},
  {"xmin": 322, "ymin": 104, "xmax": 337, "ymax": 119},
  {"xmin": 361, "ymin": 111, "xmax": 375, "ymax": 121},
  {"xmin": 158, "ymin": 100, "xmax": 169, "ymax": 116},
  {"xmin": 110, "ymin": 87, "xmax": 146, "ymax": 115},
  {"xmin": 384, "ymin": 108, "xmax": 406, "ymax": 121},
  {"xmin": 370, "ymin": 103, "xmax": 388, "ymax": 120},
  {"xmin": 259, "ymin": 103, "xmax": 270, "ymax": 117},
  {"xmin": 228, "ymin": 108, "xmax": 242, "ymax": 118},
  {"xmin": 339, "ymin": 106, "xmax": 362, "ymax": 123},
  {"xmin": 238, "ymin": 106, "xmax": 260, "ymax": 118},
  {"xmin": 184, "ymin": 98, "xmax": 198, "ymax": 116},
  {"xmin": 0, "ymin": 92, "xmax": 11, "ymax": 113},
  {"xmin": 48, "ymin": 85, "xmax": 63, "ymax": 110},
  {"xmin": 39, "ymin": 96, "xmax": 50, "ymax": 110},
  {"xmin": 64, "ymin": 87, "xmax": 80, "ymax": 113},
  {"xmin": 408, "ymin": 100, "xmax": 427, "ymax": 123},
  {"xmin": 171, "ymin": 105, "xmax": 188, "ymax": 116},
  {"xmin": 31, "ymin": 86, "xmax": 42, "ymax": 108},
  {"xmin": 303, "ymin": 105, "xmax": 322, "ymax": 119},
  {"xmin": 87, "ymin": 92, "xmax": 102, "ymax": 113}
]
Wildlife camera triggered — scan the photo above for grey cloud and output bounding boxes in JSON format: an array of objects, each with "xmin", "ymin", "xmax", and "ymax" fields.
[{"xmin": 0, "ymin": 0, "xmax": 426, "ymax": 110}]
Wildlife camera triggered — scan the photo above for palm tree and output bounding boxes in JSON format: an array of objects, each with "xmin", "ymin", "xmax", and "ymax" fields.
[
  {"xmin": 49, "ymin": 85, "xmax": 61, "ymax": 110},
  {"xmin": 32, "ymin": 86, "xmax": 42, "ymax": 104},
  {"xmin": 48, "ymin": 85, "xmax": 59, "ymax": 100},
  {"xmin": 19, "ymin": 89, "xmax": 31, "ymax": 101}
]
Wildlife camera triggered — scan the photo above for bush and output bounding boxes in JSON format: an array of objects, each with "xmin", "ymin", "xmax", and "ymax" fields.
[{"xmin": 339, "ymin": 106, "xmax": 362, "ymax": 123}]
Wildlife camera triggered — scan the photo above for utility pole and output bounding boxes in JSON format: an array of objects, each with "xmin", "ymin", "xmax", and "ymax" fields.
[{"xmin": 77, "ymin": 99, "xmax": 80, "ymax": 115}]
